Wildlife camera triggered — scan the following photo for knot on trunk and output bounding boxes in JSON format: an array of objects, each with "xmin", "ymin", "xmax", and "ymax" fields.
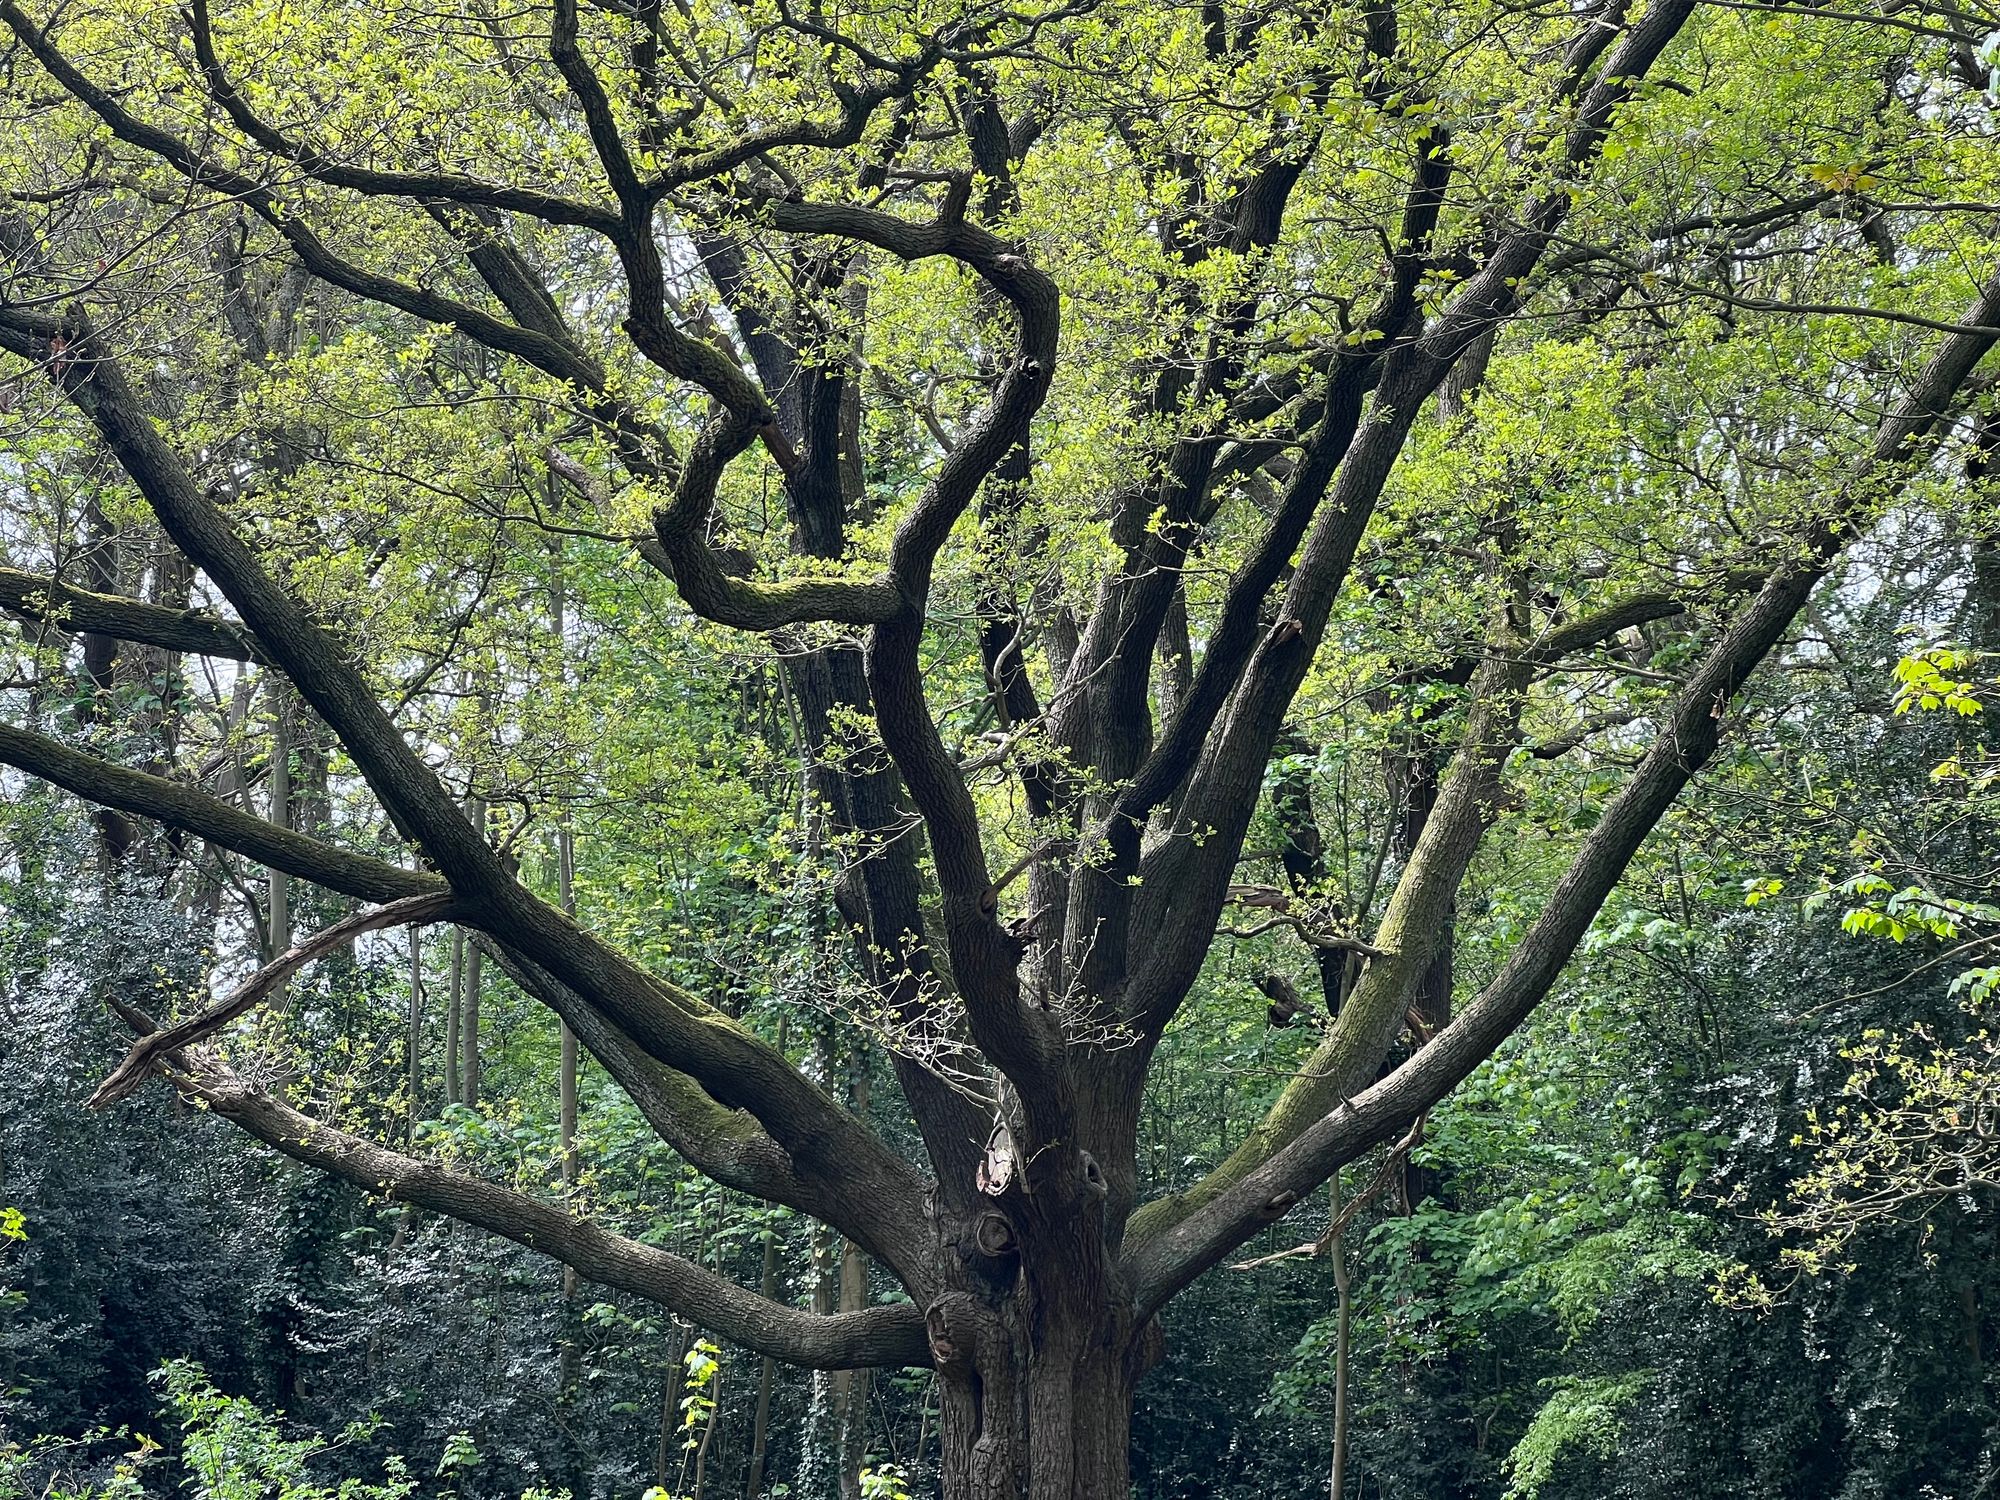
[
  {"xmin": 972, "ymin": 1209, "xmax": 1018, "ymax": 1260},
  {"xmin": 924, "ymin": 1291, "xmax": 1002, "ymax": 1376},
  {"xmin": 1079, "ymin": 1149, "xmax": 1108, "ymax": 1198}
]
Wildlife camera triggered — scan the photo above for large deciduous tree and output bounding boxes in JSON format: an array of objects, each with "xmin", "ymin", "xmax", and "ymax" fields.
[{"xmin": 3, "ymin": 0, "xmax": 1998, "ymax": 1491}]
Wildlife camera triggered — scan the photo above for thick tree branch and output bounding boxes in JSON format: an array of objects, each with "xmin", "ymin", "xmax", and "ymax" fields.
[
  {"xmin": 171, "ymin": 1052, "xmax": 932, "ymax": 1369},
  {"xmin": 646, "ymin": 414, "xmax": 904, "ymax": 629},
  {"xmin": 1040, "ymin": 111, "xmax": 1452, "ymax": 1036},
  {"xmin": 185, "ymin": 0, "xmax": 620, "ymax": 234},
  {"xmin": 1, "ymin": 695, "xmax": 924, "ymax": 1274},
  {"xmin": 0, "ymin": 564, "xmax": 265, "ymax": 662},
  {"xmin": 0, "ymin": 719, "xmax": 441, "ymax": 903},
  {"xmin": 1127, "ymin": 258, "xmax": 2000, "ymax": 1310},
  {"xmin": 1136, "ymin": 646, "xmax": 1532, "ymax": 1218},
  {"xmin": 1118, "ymin": 0, "xmax": 1702, "ymax": 1049},
  {"xmin": 1, "ymin": 297, "xmax": 931, "ymax": 1272},
  {"xmin": 0, "ymin": 707, "xmax": 934, "ymax": 1275},
  {"xmin": 475, "ymin": 937, "xmax": 934, "ymax": 1285},
  {"xmin": 644, "ymin": 194, "xmax": 1064, "ymax": 644},
  {"xmin": 863, "ymin": 246, "xmax": 1066, "ymax": 1138}
]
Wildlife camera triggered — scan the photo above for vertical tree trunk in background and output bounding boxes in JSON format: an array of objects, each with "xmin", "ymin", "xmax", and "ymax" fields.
[
  {"xmin": 549, "ymin": 532, "xmax": 581, "ymax": 1212},
  {"xmin": 190, "ymin": 675, "xmax": 257, "ymax": 927},
  {"xmin": 743, "ymin": 1226, "xmax": 782, "ymax": 1499},
  {"xmin": 691, "ymin": 1367, "xmax": 721, "ymax": 1500},
  {"xmin": 552, "ymin": 549, "xmax": 582, "ymax": 1203},
  {"xmin": 1270, "ymin": 732, "xmax": 1349, "ymax": 1016},
  {"xmin": 1328, "ymin": 1173, "xmax": 1353, "ymax": 1500},
  {"xmin": 794, "ymin": 1028, "xmax": 876, "ymax": 1500},
  {"xmin": 461, "ymin": 927, "xmax": 483, "ymax": 1109},
  {"xmin": 460, "ymin": 794, "xmax": 486, "ymax": 1110},
  {"xmin": 445, "ymin": 928, "xmax": 463, "ymax": 1106},
  {"xmin": 744, "ymin": 1013, "xmax": 791, "ymax": 1500},
  {"xmin": 288, "ymin": 709, "xmax": 349, "ymax": 972},
  {"xmin": 266, "ymin": 682, "xmax": 291, "ymax": 1008},
  {"xmin": 136, "ymin": 528, "xmax": 191, "ymax": 786},
  {"xmin": 834, "ymin": 1240, "xmax": 871, "ymax": 1499},
  {"xmin": 555, "ymin": 810, "xmax": 586, "ymax": 1493},
  {"xmin": 554, "ymin": 765, "xmax": 581, "ymax": 1189},
  {"xmin": 407, "ymin": 917, "xmax": 423, "ymax": 1142},
  {"xmin": 1385, "ymin": 743, "xmax": 1448, "ymax": 1211},
  {"xmin": 835, "ymin": 1073, "xmax": 872, "ymax": 1500},
  {"xmin": 75, "ymin": 492, "xmax": 134, "ymax": 869},
  {"xmin": 656, "ymin": 1321, "xmax": 692, "ymax": 1490},
  {"xmin": 806, "ymin": 1219, "xmax": 843, "ymax": 1497}
]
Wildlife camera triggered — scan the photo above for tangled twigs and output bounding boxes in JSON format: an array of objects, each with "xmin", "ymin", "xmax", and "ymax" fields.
[{"xmin": 88, "ymin": 891, "xmax": 462, "ymax": 1108}]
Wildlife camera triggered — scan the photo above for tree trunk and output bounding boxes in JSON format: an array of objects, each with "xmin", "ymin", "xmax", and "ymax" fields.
[
  {"xmin": 743, "ymin": 1014, "xmax": 792, "ymax": 1500},
  {"xmin": 406, "ymin": 916, "xmax": 423, "ymax": 1142},
  {"xmin": 1328, "ymin": 1173, "xmax": 1353, "ymax": 1500},
  {"xmin": 835, "ymin": 1070, "xmax": 873, "ymax": 1500},
  {"xmin": 555, "ymin": 819, "xmax": 586, "ymax": 1496},
  {"xmin": 835, "ymin": 1236, "xmax": 871, "ymax": 1500},
  {"xmin": 923, "ymin": 1182, "xmax": 1155, "ymax": 1500},
  {"xmin": 927, "ymin": 1305, "xmax": 1140, "ymax": 1500},
  {"xmin": 462, "ymin": 932, "xmax": 483, "ymax": 1110},
  {"xmin": 75, "ymin": 491, "xmax": 136, "ymax": 868},
  {"xmin": 445, "ymin": 926, "xmax": 463, "ymax": 1106},
  {"xmin": 460, "ymin": 793, "xmax": 486, "ymax": 1110},
  {"xmin": 742, "ymin": 1227, "xmax": 781, "ymax": 1500},
  {"xmin": 266, "ymin": 682, "xmax": 291, "ymax": 1004},
  {"xmin": 656, "ymin": 1321, "xmax": 693, "ymax": 1490}
]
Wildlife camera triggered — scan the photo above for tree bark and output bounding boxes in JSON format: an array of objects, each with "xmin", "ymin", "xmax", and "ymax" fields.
[
  {"xmin": 11, "ymin": 4, "xmax": 2000, "ymax": 1495},
  {"xmin": 743, "ymin": 1017, "xmax": 790, "ymax": 1500},
  {"xmin": 554, "ymin": 812, "xmax": 587, "ymax": 1496},
  {"xmin": 1328, "ymin": 1173, "xmax": 1353, "ymax": 1500},
  {"xmin": 926, "ymin": 1287, "xmax": 1143, "ymax": 1500}
]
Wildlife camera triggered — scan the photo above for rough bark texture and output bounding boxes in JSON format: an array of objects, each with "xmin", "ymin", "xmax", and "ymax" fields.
[{"xmin": 5, "ymin": 0, "xmax": 2000, "ymax": 1491}]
